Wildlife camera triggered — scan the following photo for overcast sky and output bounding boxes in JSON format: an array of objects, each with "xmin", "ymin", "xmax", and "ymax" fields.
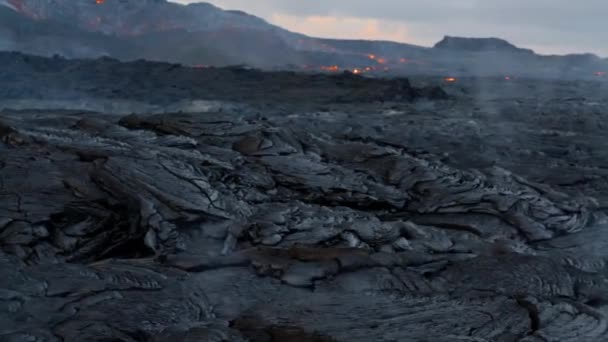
[{"xmin": 172, "ymin": 0, "xmax": 607, "ymax": 56}]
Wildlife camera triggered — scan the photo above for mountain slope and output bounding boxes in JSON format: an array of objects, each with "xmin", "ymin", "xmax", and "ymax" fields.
[
  {"xmin": 0, "ymin": 0, "xmax": 348, "ymax": 67},
  {"xmin": 0, "ymin": 6, "xmax": 136, "ymax": 58},
  {"xmin": 0, "ymin": 0, "xmax": 606, "ymax": 78},
  {"xmin": 433, "ymin": 36, "xmax": 534, "ymax": 54},
  {"xmin": 0, "ymin": 1, "xmax": 298, "ymax": 66},
  {"xmin": 0, "ymin": 0, "xmax": 291, "ymax": 40}
]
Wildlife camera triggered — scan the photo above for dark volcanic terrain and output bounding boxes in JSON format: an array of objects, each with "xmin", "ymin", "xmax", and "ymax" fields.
[
  {"xmin": 1, "ymin": 0, "xmax": 607, "ymax": 79},
  {"xmin": 2, "ymin": 53, "xmax": 608, "ymax": 341},
  {"xmin": 0, "ymin": 52, "xmax": 447, "ymax": 106}
]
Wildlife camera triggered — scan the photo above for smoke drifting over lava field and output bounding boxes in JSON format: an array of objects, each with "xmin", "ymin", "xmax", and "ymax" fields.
[
  {"xmin": 1, "ymin": 0, "xmax": 607, "ymax": 79},
  {"xmin": 2, "ymin": 1, "xmax": 608, "ymax": 342}
]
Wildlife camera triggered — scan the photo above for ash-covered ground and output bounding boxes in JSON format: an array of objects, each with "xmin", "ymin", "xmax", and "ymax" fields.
[{"xmin": 2, "ymin": 53, "xmax": 608, "ymax": 341}]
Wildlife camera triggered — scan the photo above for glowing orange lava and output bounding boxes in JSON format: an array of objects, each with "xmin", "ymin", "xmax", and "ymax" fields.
[
  {"xmin": 95, "ymin": 0, "xmax": 105, "ymax": 4},
  {"xmin": 367, "ymin": 54, "xmax": 376, "ymax": 60},
  {"xmin": 444, "ymin": 77, "xmax": 457, "ymax": 83},
  {"xmin": 320, "ymin": 65, "xmax": 340, "ymax": 72}
]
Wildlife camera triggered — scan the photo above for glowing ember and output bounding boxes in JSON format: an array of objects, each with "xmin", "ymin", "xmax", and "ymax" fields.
[
  {"xmin": 444, "ymin": 77, "xmax": 457, "ymax": 83},
  {"xmin": 95, "ymin": 0, "xmax": 105, "ymax": 4},
  {"xmin": 353, "ymin": 68, "xmax": 362, "ymax": 74},
  {"xmin": 320, "ymin": 65, "xmax": 339, "ymax": 72},
  {"xmin": 366, "ymin": 54, "xmax": 387, "ymax": 64}
]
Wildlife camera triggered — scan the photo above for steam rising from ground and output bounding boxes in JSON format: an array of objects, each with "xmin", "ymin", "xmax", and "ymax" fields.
[{"xmin": 0, "ymin": 98, "xmax": 238, "ymax": 115}]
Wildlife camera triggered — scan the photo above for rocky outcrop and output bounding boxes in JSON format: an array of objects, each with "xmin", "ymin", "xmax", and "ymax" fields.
[{"xmin": 434, "ymin": 35, "xmax": 535, "ymax": 54}]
